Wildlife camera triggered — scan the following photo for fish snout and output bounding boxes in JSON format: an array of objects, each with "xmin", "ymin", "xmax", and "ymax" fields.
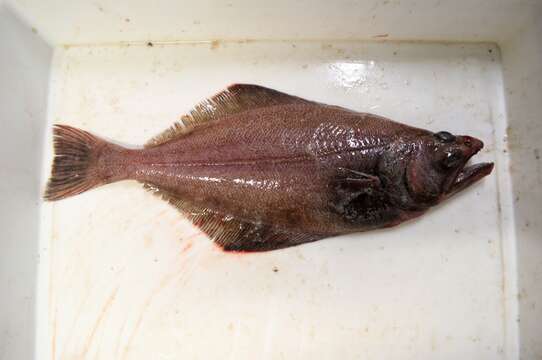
[{"xmin": 459, "ymin": 135, "xmax": 483, "ymax": 157}]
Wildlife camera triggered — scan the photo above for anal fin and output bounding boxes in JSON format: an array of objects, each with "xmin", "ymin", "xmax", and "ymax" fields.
[{"xmin": 143, "ymin": 182, "xmax": 323, "ymax": 252}]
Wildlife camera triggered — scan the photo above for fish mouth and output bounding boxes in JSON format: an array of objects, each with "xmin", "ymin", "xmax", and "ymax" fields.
[
  {"xmin": 445, "ymin": 162, "xmax": 494, "ymax": 197},
  {"xmin": 444, "ymin": 136, "xmax": 494, "ymax": 198}
]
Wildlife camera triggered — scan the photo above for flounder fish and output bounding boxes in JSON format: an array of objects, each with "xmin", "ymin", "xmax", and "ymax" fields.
[{"xmin": 45, "ymin": 84, "xmax": 493, "ymax": 251}]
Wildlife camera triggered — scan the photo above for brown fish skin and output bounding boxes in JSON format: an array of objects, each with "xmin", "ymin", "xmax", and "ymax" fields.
[{"xmin": 45, "ymin": 84, "xmax": 494, "ymax": 251}]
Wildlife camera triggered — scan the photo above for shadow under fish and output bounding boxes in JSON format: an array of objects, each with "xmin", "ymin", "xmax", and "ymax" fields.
[{"xmin": 44, "ymin": 84, "xmax": 494, "ymax": 252}]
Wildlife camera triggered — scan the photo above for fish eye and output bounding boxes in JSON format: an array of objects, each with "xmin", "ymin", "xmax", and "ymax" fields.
[
  {"xmin": 441, "ymin": 149, "xmax": 463, "ymax": 168},
  {"xmin": 435, "ymin": 131, "xmax": 456, "ymax": 143}
]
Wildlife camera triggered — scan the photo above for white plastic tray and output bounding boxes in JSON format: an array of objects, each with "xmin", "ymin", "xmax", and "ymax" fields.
[{"xmin": 1, "ymin": 1, "xmax": 541, "ymax": 359}]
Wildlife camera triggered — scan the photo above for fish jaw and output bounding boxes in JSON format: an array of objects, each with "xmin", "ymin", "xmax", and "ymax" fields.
[
  {"xmin": 444, "ymin": 162, "xmax": 494, "ymax": 198},
  {"xmin": 439, "ymin": 135, "xmax": 493, "ymax": 198}
]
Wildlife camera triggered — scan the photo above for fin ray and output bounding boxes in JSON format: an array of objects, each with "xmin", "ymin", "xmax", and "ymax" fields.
[
  {"xmin": 143, "ymin": 182, "xmax": 323, "ymax": 252},
  {"xmin": 145, "ymin": 84, "xmax": 311, "ymax": 148},
  {"xmin": 44, "ymin": 125, "xmax": 105, "ymax": 201}
]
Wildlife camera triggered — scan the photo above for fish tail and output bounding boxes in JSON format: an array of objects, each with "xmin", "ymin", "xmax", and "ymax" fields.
[{"xmin": 44, "ymin": 124, "xmax": 120, "ymax": 201}]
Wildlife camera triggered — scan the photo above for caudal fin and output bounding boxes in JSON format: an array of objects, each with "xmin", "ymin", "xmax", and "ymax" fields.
[{"xmin": 44, "ymin": 125, "xmax": 107, "ymax": 201}]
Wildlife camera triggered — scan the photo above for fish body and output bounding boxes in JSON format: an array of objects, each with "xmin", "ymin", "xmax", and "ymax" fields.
[{"xmin": 45, "ymin": 84, "xmax": 493, "ymax": 251}]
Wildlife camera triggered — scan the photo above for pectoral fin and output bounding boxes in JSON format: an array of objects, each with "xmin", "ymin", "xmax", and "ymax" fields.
[
  {"xmin": 331, "ymin": 168, "xmax": 383, "ymax": 218},
  {"xmin": 334, "ymin": 168, "xmax": 381, "ymax": 193}
]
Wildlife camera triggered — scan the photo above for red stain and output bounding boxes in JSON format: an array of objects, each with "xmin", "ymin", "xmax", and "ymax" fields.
[
  {"xmin": 183, "ymin": 231, "xmax": 203, "ymax": 242},
  {"xmin": 213, "ymin": 243, "xmax": 261, "ymax": 257},
  {"xmin": 181, "ymin": 242, "xmax": 193, "ymax": 254}
]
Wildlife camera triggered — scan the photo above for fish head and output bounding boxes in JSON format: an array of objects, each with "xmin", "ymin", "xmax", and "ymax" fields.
[{"xmin": 406, "ymin": 131, "xmax": 494, "ymax": 206}]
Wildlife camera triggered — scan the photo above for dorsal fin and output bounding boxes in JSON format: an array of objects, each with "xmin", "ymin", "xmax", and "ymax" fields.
[
  {"xmin": 145, "ymin": 84, "xmax": 311, "ymax": 148},
  {"xmin": 143, "ymin": 182, "xmax": 323, "ymax": 252}
]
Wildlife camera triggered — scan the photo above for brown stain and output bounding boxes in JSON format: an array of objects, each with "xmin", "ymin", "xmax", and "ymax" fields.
[
  {"xmin": 210, "ymin": 40, "xmax": 220, "ymax": 50},
  {"xmin": 80, "ymin": 286, "xmax": 119, "ymax": 357}
]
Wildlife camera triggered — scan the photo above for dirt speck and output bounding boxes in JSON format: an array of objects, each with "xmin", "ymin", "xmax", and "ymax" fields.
[
  {"xmin": 210, "ymin": 40, "xmax": 220, "ymax": 50},
  {"xmin": 373, "ymin": 33, "xmax": 389, "ymax": 38},
  {"xmin": 147, "ymin": 41, "xmax": 153, "ymax": 47},
  {"xmin": 272, "ymin": 266, "xmax": 279, "ymax": 273},
  {"xmin": 534, "ymin": 148, "xmax": 540, "ymax": 160},
  {"xmin": 125, "ymin": 18, "xmax": 130, "ymax": 23},
  {"xmin": 393, "ymin": 51, "xmax": 398, "ymax": 56},
  {"xmin": 488, "ymin": 49, "xmax": 493, "ymax": 54}
]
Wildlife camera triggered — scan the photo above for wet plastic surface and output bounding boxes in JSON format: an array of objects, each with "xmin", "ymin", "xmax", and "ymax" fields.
[{"xmin": 42, "ymin": 41, "xmax": 515, "ymax": 359}]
